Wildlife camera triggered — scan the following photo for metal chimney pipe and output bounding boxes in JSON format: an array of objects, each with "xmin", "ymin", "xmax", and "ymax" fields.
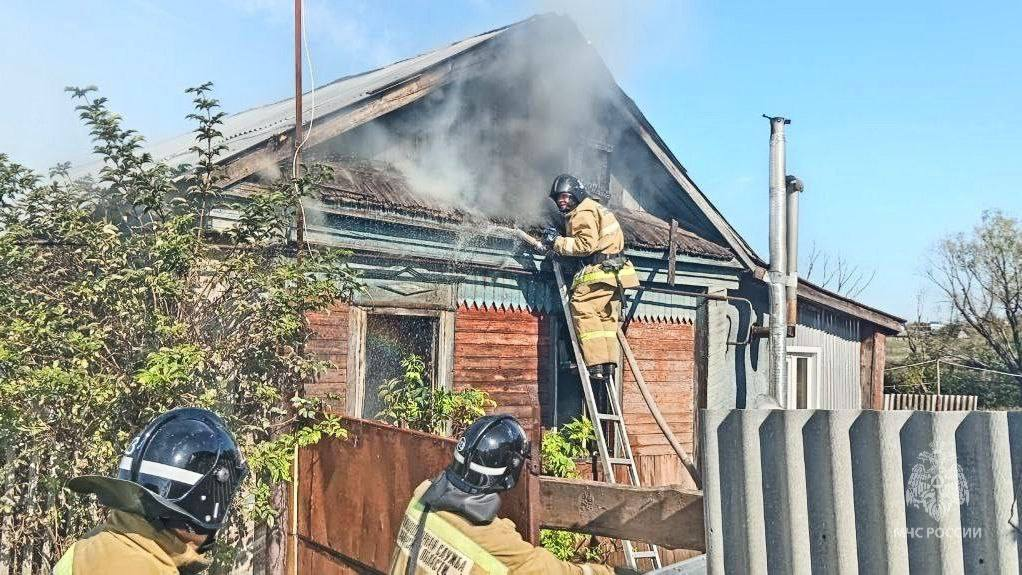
[
  {"xmin": 785, "ymin": 175, "xmax": 803, "ymax": 329},
  {"xmin": 765, "ymin": 115, "xmax": 790, "ymax": 408}
]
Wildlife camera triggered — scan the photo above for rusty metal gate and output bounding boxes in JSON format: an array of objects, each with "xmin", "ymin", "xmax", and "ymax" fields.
[{"xmin": 290, "ymin": 417, "xmax": 539, "ymax": 574}]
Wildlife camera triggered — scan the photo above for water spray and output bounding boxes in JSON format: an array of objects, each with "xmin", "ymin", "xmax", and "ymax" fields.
[{"xmin": 489, "ymin": 224, "xmax": 546, "ymax": 251}]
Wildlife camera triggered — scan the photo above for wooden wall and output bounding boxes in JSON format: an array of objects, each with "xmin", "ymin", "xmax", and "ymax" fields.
[
  {"xmin": 306, "ymin": 302, "xmax": 698, "ymax": 490},
  {"xmin": 306, "ymin": 301, "xmax": 350, "ymax": 410},
  {"xmin": 452, "ymin": 303, "xmax": 550, "ymax": 434},
  {"xmin": 621, "ymin": 319, "xmax": 698, "ymax": 493}
]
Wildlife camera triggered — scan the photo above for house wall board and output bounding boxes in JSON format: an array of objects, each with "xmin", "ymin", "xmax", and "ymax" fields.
[
  {"xmin": 453, "ymin": 304, "xmax": 549, "ymax": 433},
  {"xmin": 306, "ymin": 301, "xmax": 351, "ymax": 410}
]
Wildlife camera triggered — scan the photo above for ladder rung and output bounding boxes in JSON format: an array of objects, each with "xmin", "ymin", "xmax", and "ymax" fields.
[
  {"xmin": 595, "ymin": 413, "xmax": 621, "ymax": 422},
  {"xmin": 631, "ymin": 551, "xmax": 660, "ymax": 559},
  {"xmin": 608, "ymin": 457, "xmax": 634, "ymax": 466}
]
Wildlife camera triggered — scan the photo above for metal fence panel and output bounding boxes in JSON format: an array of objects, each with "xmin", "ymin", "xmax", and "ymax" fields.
[
  {"xmin": 295, "ymin": 417, "xmax": 538, "ymax": 574},
  {"xmin": 701, "ymin": 409, "xmax": 1022, "ymax": 574},
  {"xmin": 884, "ymin": 394, "xmax": 979, "ymax": 411}
]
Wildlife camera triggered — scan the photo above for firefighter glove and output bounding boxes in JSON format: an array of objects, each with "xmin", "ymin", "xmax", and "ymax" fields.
[{"xmin": 541, "ymin": 226, "xmax": 559, "ymax": 248}]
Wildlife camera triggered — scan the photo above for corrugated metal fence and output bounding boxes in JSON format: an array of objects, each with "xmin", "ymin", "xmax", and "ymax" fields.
[
  {"xmin": 885, "ymin": 394, "xmax": 979, "ymax": 411},
  {"xmin": 701, "ymin": 409, "xmax": 1022, "ymax": 574}
]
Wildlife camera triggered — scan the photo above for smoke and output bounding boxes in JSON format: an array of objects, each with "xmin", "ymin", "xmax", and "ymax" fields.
[{"xmin": 315, "ymin": 13, "xmax": 623, "ymax": 227}]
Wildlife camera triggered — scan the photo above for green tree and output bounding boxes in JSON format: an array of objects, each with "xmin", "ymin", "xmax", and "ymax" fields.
[
  {"xmin": 0, "ymin": 84, "xmax": 360, "ymax": 572},
  {"xmin": 890, "ymin": 210, "xmax": 1022, "ymax": 408}
]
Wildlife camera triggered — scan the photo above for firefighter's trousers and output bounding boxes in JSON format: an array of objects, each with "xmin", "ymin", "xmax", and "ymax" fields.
[{"xmin": 569, "ymin": 279, "xmax": 622, "ymax": 367}]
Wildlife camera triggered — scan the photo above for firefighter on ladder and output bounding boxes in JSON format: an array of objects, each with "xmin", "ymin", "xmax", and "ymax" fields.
[
  {"xmin": 390, "ymin": 414, "xmax": 637, "ymax": 575},
  {"xmin": 52, "ymin": 408, "xmax": 248, "ymax": 574},
  {"xmin": 541, "ymin": 174, "xmax": 639, "ymax": 383}
]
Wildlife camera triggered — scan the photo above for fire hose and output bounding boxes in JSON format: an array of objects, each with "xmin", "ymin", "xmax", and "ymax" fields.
[{"xmin": 500, "ymin": 226, "xmax": 701, "ymax": 487}]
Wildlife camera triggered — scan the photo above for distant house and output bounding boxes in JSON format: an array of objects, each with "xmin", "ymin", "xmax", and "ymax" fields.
[{"xmin": 130, "ymin": 15, "xmax": 905, "ymax": 494}]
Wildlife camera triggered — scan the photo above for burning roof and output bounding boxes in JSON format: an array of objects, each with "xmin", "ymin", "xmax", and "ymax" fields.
[{"xmin": 234, "ymin": 158, "xmax": 734, "ymax": 261}]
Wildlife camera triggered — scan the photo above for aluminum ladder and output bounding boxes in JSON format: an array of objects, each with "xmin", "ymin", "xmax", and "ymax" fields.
[{"xmin": 551, "ymin": 260, "xmax": 662, "ymax": 571}]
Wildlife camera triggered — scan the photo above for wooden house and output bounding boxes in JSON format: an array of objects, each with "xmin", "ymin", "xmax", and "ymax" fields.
[{"xmin": 139, "ymin": 14, "xmax": 905, "ymax": 494}]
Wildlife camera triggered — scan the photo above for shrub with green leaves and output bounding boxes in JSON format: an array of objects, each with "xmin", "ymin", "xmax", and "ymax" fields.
[
  {"xmin": 0, "ymin": 83, "xmax": 360, "ymax": 571},
  {"xmin": 539, "ymin": 417, "xmax": 612, "ymax": 563},
  {"xmin": 377, "ymin": 353, "xmax": 495, "ymax": 437}
]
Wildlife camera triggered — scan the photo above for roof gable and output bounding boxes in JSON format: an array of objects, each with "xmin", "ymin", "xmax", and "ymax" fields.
[{"xmin": 77, "ymin": 13, "xmax": 901, "ymax": 330}]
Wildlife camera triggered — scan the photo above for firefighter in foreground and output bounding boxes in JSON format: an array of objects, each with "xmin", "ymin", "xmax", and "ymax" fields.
[
  {"xmin": 391, "ymin": 415, "xmax": 634, "ymax": 575},
  {"xmin": 542, "ymin": 174, "xmax": 639, "ymax": 382},
  {"xmin": 53, "ymin": 408, "xmax": 248, "ymax": 574}
]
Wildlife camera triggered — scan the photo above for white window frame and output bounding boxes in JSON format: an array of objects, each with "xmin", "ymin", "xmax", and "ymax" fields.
[{"xmin": 786, "ymin": 346, "xmax": 822, "ymax": 410}]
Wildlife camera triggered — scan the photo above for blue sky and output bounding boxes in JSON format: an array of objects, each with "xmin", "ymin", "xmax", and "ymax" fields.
[{"xmin": 3, "ymin": 0, "xmax": 1020, "ymax": 319}]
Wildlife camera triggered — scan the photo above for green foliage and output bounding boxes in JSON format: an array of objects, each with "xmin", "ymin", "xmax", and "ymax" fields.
[
  {"xmin": 0, "ymin": 83, "xmax": 361, "ymax": 570},
  {"xmin": 377, "ymin": 354, "xmax": 495, "ymax": 437},
  {"xmin": 539, "ymin": 417, "xmax": 611, "ymax": 564},
  {"xmin": 539, "ymin": 416, "xmax": 594, "ymax": 478}
]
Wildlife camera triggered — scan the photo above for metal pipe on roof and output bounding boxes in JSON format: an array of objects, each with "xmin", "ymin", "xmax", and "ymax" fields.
[
  {"xmin": 786, "ymin": 175, "xmax": 803, "ymax": 329},
  {"xmin": 765, "ymin": 115, "xmax": 790, "ymax": 408}
]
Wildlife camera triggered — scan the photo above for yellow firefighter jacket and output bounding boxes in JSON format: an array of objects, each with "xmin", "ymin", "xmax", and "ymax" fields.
[
  {"xmin": 551, "ymin": 198, "xmax": 639, "ymax": 291},
  {"xmin": 52, "ymin": 510, "xmax": 211, "ymax": 575},
  {"xmin": 390, "ymin": 481, "xmax": 614, "ymax": 575}
]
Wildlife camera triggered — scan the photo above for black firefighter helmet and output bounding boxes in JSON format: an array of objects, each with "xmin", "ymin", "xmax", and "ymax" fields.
[
  {"xmin": 445, "ymin": 415, "xmax": 531, "ymax": 495},
  {"xmin": 68, "ymin": 407, "xmax": 248, "ymax": 534},
  {"xmin": 548, "ymin": 174, "xmax": 589, "ymax": 205}
]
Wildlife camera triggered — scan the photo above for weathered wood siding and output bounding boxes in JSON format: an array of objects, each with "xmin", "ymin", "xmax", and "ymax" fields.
[
  {"xmin": 453, "ymin": 303, "xmax": 549, "ymax": 433},
  {"xmin": 622, "ymin": 319, "xmax": 698, "ymax": 493},
  {"xmin": 306, "ymin": 302, "xmax": 350, "ymax": 409}
]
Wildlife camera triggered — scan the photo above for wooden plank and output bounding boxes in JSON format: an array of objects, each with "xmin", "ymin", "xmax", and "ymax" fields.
[
  {"xmin": 454, "ymin": 333, "xmax": 542, "ymax": 346},
  {"xmin": 871, "ymin": 332, "xmax": 886, "ymax": 410},
  {"xmin": 538, "ymin": 477, "xmax": 705, "ymax": 552},
  {"xmin": 667, "ymin": 218, "xmax": 678, "ymax": 286},
  {"xmin": 345, "ymin": 307, "xmax": 366, "ymax": 417},
  {"xmin": 219, "ymin": 66, "xmax": 452, "ymax": 188},
  {"xmin": 799, "ymin": 282, "xmax": 904, "ymax": 333}
]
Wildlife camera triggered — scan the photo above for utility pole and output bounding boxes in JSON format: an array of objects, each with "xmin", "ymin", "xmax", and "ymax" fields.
[{"xmin": 293, "ymin": 0, "xmax": 306, "ymax": 258}]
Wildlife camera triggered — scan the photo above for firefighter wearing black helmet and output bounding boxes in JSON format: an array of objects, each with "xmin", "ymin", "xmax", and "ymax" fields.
[
  {"xmin": 390, "ymin": 415, "xmax": 629, "ymax": 575},
  {"xmin": 542, "ymin": 174, "xmax": 639, "ymax": 381},
  {"xmin": 52, "ymin": 408, "xmax": 248, "ymax": 575}
]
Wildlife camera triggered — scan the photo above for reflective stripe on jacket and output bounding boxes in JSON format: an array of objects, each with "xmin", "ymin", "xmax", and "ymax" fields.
[
  {"xmin": 52, "ymin": 543, "xmax": 75, "ymax": 575},
  {"xmin": 390, "ymin": 481, "xmax": 614, "ymax": 575},
  {"xmin": 570, "ymin": 262, "xmax": 639, "ymax": 290}
]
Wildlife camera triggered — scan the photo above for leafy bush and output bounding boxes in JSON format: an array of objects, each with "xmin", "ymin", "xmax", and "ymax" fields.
[
  {"xmin": 539, "ymin": 417, "xmax": 612, "ymax": 563},
  {"xmin": 0, "ymin": 84, "xmax": 360, "ymax": 570},
  {"xmin": 539, "ymin": 416, "xmax": 594, "ymax": 478},
  {"xmin": 377, "ymin": 353, "xmax": 495, "ymax": 437}
]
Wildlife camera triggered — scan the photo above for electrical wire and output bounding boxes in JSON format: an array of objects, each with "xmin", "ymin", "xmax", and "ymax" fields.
[
  {"xmin": 291, "ymin": 0, "xmax": 315, "ymax": 256},
  {"xmin": 885, "ymin": 357, "xmax": 1022, "ymax": 378}
]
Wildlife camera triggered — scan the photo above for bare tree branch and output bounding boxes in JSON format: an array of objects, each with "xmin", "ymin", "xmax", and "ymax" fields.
[
  {"xmin": 801, "ymin": 245, "xmax": 877, "ymax": 298},
  {"xmin": 927, "ymin": 210, "xmax": 1022, "ymax": 386}
]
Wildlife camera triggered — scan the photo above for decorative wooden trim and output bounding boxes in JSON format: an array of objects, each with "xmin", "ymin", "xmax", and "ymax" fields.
[{"xmin": 667, "ymin": 218, "xmax": 678, "ymax": 286}]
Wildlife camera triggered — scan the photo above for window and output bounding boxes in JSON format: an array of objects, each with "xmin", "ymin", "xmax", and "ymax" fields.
[
  {"xmin": 786, "ymin": 347, "xmax": 821, "ymax": 409},
  {"xmin": 347, "ymin": 308, "xmax": 455, "ymax": 419}
]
